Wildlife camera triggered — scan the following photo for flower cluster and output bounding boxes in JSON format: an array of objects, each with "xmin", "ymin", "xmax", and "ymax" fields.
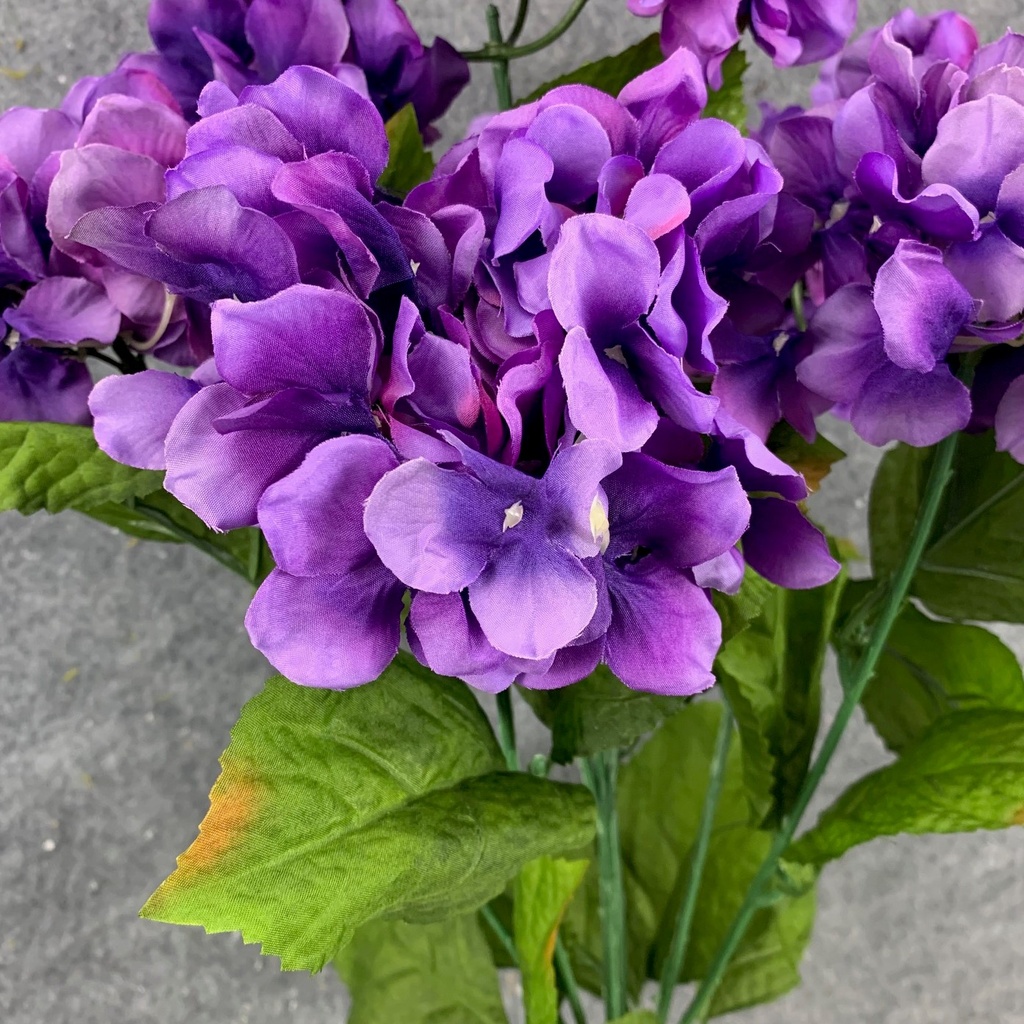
[
  {"xmin": 747, "ymin": 10, "xmax": 1024, "ymax": 459},
  {"xmin": 120, "ymin": 0, "xmax": 468, "ymax": 131},
  {"xmin": 627, "ymin": 0, "xmax": 857, "ymax": 83},
  {"xmin": 85, "ymin": 51, "xmax": 840, "ymax": 696}
]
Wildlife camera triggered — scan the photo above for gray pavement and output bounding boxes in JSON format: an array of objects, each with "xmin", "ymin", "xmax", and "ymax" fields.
[{"xmin": 2, "ymin": 1, "xmax": 1024, "ymax": 1022}]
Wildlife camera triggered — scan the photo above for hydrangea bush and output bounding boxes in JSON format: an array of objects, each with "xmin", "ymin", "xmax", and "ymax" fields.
[{"xmin": 3, "ymin": 1, "xmax": 1024, "ymax": 1021}]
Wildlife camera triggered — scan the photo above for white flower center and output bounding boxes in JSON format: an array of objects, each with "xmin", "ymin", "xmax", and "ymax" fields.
[
  {"xmin": 590, "ymin": 495, "xmax": 610, "ymax": 555},
  {"xmin": 503, "ymin": 501, "xmax": 524, "ymax": 532}
]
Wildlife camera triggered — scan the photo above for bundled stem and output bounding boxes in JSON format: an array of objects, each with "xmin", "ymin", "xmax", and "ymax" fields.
[
  {"xmin": 677, "ymin": 429, "xmax": 960, "ymax": 1023},
  {"xmin": 656, "ymin": 702, "xmax": 734, "ymax": 1021},
  {"xmin": 580, "ymin": 749, "xmax": 628, "ymax": 1019}
]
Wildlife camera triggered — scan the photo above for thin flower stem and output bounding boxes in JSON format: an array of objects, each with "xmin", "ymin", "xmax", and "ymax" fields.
[
  {"xmin": 580, "ymin": 749, "xmax": 628, "ymax": 1020},
  {"xmin": 463, "ymin": 0, "xmax": 590, "ymax": 62},
  {"xmin": 486, "ymin": 5, "xmax": 514, "ymax": 111},
  {"xmin": 554, "ymin": 938, "xmax": 588, "ymax": 1024},
  {"xmin": 677, "ymin": 429, "xmax": 961, "ymax": 1024},
  {"xmin": 656, "ymin": 701, "xmax": 734, "ymax": 1022},
  {"xmin": 507, "ymin": 0, "xmax": 530, "ymax": 45},
  {"xmin": 247, "ymin": 530, "xmax": 268, "ymax": 585},
  {"xmin": 496, "ymin": 689, "xmax": 520, "ymax": 771},
  {"xmin": 481, "ymin": 904, "xmax": 519, "ymax": 965}
]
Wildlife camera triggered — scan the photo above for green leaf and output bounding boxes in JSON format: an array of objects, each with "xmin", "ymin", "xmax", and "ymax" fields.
[
  {"xmin": 703, "ymin": 46, "xmax": 749, "ymax": 131},
  {"xmin": 519, "ymin": 665, "xmax": 686, "ymax": 764},
  {"xmin": 335, "ymin": 916, "xmax": 507, "ymax": 1024},
  {"xmin": 0, "ymin": 421, "xmax": 161, "ymax": 514},
  {"xmin": 561, "ymin": 703, "xmax": 816, "ymax": 1016},
  {"xmin": 514, "ymin": 857, "xmax": 589, "ymax": 1024},
  {"xmin": 609, "ymin": 1014, "xmax": 659, "ymax": 1024},
  {"xmin": 842, "ymin": 581, "xmax": 1024, "ymax": 752},
  {"xmin": 520, "ymin": 34, "xmax": 663, "ymax": 104},
  {"xmin": 142, "ymin": 659, "xmax": 595, "ymax": 971},
  {"xmin": 766, "ymin": 422, "xmax": 845, "ymax": 494},
  {"xmin": 716, "ymin": 571, "xmax": 846, "ymax": 826},
  {"xmin": 790, "ymin": 709, "xmax": 1024, "ymax": 866},
  {"xmin": 712, "ymin": 568, "xmax": 775, "ymax": 647},
  {"xmin": 379, "ymin": 104, "xmax": 434, "ymax": 196},
  {"xmin": 82, "ymin": 489, "xmax": 272, "ymax": 581},
  {"xmin": 869, "ymin": 432, "xmax": 1024, "ymax": 621}
]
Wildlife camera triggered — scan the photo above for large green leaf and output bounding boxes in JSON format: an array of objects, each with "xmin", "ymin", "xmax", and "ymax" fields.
[
  {"xmin": 716, "ymin": 572, "xmax": 846, "ymax": 826},
  {"xmin": 712, "ymin": 568, "xmax": 775, "ymax": 648},
  {"xmin": 561, "ymin": 703, "xmax": 816, "ymax": 1017},
  {"xmin": 609, "ymin": 1014, "xmax": 659, "ymax": 1024},
  {"xmin": 0, "ymin": 421, "xmax": 161, "ymax": 514},
  {"xmin": 514, "ymin": 857, "xmax": 589, "ymax": 1024},
  {"xmin": 519, "ymin": 665, "xmax": 685, "ymax": 765},
  {"xmin": 790, "ymin": 709, "xmax": 1024, "ymax": 866},
  {"xmin": 870, "ymin": 432, "xmax": 1024, "ymax": 621},
  {"xmin": 703, "ymin": 46, "xmax": 749, "ymax": 131},
  {"xmin": 379, "ymin": 104, "xmax": 434, "ymax": 197},
  {"xmin": 335, "ymin": 916, "xmax": 507, "ymax": 1024},
  {"xmin": 519, "ymin": 34, "xmax": 662, "ymax": 104},
  {"xmin": 142, "ymin": 660, "xmax": 596, "ymax": 971},
  {"xmin": 842, "ymin": 581, "xmax": 1024, "ymax": 753}
]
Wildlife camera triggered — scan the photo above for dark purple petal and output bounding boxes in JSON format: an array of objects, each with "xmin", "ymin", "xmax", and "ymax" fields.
[
  {"xmin": 995, "ymin": 375, "xmax": 1024, "ymax": 462},
  {"xmin": 246, "ymin": 565, "xmax": 403, "ymax": 688},
  {"xmin": 3, "ymin": 276, "xmax": 121, "ymax": 345},
  {"xmin": 524, "ymin": 103, "xmax": 612, "ymax": 206},
  {"xmin": 743, "ymin": 497, "xmax": 840, "ymax": 589},
  {"xmin": 89, "ymin": 369, "xmax": 199, "ymax": 470},
  {"xmin": 258, "ymin": 434, "xmax": 397, "ymax": 576},
  {"xmin": 851, "ymin": 361, "xmax": 972, "ymax": 447},
  {"xmin": 245, "ymin": 0, "xmax": 350, "ymax": 81},
  {"xmin": 0, "ymin": 345, "xmax": 92, "ymax": 425},
  {"xmin": 211, "ymin": 283, "xmax": 375, "ymax": 397}
]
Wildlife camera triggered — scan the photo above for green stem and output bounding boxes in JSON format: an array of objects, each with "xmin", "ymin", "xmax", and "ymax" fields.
[
  {"xmin": 657, "ymin": 702, "xmax": 733, "ymax": 1022},
  {"xmin": 678, "ymin": 429, "xmax": 960, "ymax": 1023},
  {"xmin": 247, "ymin": 529, "xmax": 269, "ymax": 585},
  {"xmin": 507, "ymin": 0, "xmax": 530, "ymax": 44},
  {"xmin": 554, "ymin": 938, "xmax": 588, "ymax": 1024},
  {"xmin": 131, "ymin": 499, "xmax": 250, "ymax": 580},
  {"xmin": 496, "ymin": 689, "xmax": 520, "ymax": 771},
  {"xmin": 485, "ymin": 5, "xmax": 513, "ymax": 110},
  {"xmin": 790, "ymin": 281, "xmax": 807, "ymax": 332},
  {"xmin": 580, "ymin": 750, "xmax": 628, "ymax": 1019},
  {"xmin": 481, "ymin": 904, "xmax": 518, "ymax": 965},
  {"xmin": 464, "ymin": 0, "xmax": 590, "ymax": 61}
]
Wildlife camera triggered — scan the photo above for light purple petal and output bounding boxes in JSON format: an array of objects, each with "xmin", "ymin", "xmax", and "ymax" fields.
[
  {"xmin": 0, "ymin": 107, "xmax": 77, "ymax": 182},
  {"xmin": 3, "ymin": 277, "xmax": 121, "ymax": 345},
  {"xmin": 245, "ymin": 0, "xmax": 350, "ymax": 81},
  {"xmin": 624, "ymin": 174, "xmax": 691, "ymax": 240},
  {"xmin": 246, "ymin": 566, "xmax": 402, "ymax": 688},
  {"xmin": 874, "ymin": 240, "xmax": 976, "ymax": 372},
  {"xmin": 493, "ymin": 137, "xmax": 554, "ymax": 259},
  {"xmin": 945, "ymin": 224, "xmax": 1024, "ymax": 324},
  {"xmin": 469, "ymin": 539, "xmax": 597, "ymax": 660},
  {"xmin": 548, "ymin": 214, "xmax": 660, "ymax": 339},
  {"xmin": 185, "ymin": 103, "xmax": 302, "ymax": 161},
  {"xmin": 76, "ymin": 95, "xmax": 187, "ymax": 168},
  {"xmin": 559, "ymin": 326, "xmax": 659, "ymax": 452},
  {"xmin": 89, "ymin": 369, "xmax": 199, "ymax": 470},
  {"xmin": 995, "ymin": 375, "xmax": 1024, "ymax": 463},
  {"xmin": 524, "ymin": 103, "xmax": 612, "ymax": 206}
]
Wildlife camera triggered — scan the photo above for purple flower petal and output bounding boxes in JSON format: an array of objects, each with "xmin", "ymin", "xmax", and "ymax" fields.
[
  {"xmin": 874, "ymin": 240, "xmax": 976, "ymax": 372},
  {"xmin": 245, "ymin": 0, "xmax": 350, "ymax": 82},
  {"xmin": 743, "ymin": 497, "xmax": 840, "ymax": 589},
  {"xmin": 851, "ymin": 361, "xmax": 972, "ymax": 447},
  {"xmin": 258, "ymin": 434, "xmax": 397, "ymax": 576},
  {"xmin": 3, "ymin": 275, "xmax": 121, "ymax": 347},
  {"xmin": 524, "ymin": 103, "xmax": 612, "ymax": 206},
  {"xmin": 468, "ymin": 539, "xmax": 598, "ymax": 660},
  {"xmin": 0, "ymin": 345, "xmax": 92, "ymax": 425},
  {"xmin": 945, "ymin": 224, "xmax": 1024, "ymax": 324},
  {"xmin": 211, "ymin": 283, "xmax": 376, "ymax": 397},
  {"xmin": 559, "ymin": 326, "xmax": 660, "ymax": 452},
  {"xmin": 185, "ymin": 103, "xmax": 303, "ymax": 161},
  {"xmin": 624, "ymin": 174, "xmax": 691, "ymax": 240},
  {"xmin": 548, "ymin": 214, "xmax": 660, "ymax": 340},
  {"xmin": 492, "ymin": 138, "xmax": 554, "ymax": 259},
  {"xmin": 76, "ymin": 94, "xmax": 187, "ymax": 168},
  {"xmin": 995, "ymin": 375, "xmax": 1024, "ymax": 462},
  {"xmin": 0, "ymin": 107, "xmax": 77, "ymax": 183},
  {"xmin": 604, "ymin": 560, "xmax": 719, "ymax": 695},
  {"xmin": 89, "ymin": 369, "xmax": 200, "ymax": 470},
  {"xmin": 363, "ymin": 458, "xmax": 506, "ymax": 593},
  {"xmin": 246, "ymin": 565, "xmax": 403, "ymax": 688}
]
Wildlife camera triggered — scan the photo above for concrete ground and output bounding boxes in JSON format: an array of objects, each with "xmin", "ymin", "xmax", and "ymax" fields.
[{"xmin": 2, "ymin": 1, "xmax": 1024, "ymax": 1022}]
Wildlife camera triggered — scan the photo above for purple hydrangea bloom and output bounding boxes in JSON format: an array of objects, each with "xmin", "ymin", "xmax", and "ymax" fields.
[
  {"xmin": 69, "ymin": 66, "xmax": 409, "ymax": 303},
  {"xmin": 121, "ymin": 0, "xmax": 468, "ymax": 133},
  {"xmin": 628, "ymin": 0, "xmax": 857, "ymax": 85},
  {"xmin": 735, "ymin": 13, "xmax": 1024, "ymax": 457},
  {"xmin": 1, "ymin": 67, "xmax": 198, "ymax": 423}
]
